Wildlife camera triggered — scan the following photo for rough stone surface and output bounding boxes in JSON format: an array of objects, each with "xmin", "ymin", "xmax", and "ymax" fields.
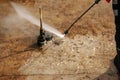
[{"xmin": 0, "ymin": 0, "xmax": 118, "ymax": 80}]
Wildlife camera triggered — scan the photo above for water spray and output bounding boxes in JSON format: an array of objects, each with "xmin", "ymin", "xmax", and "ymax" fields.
[
  {"xmin": 64, "ymin": 0, "xmax": 101, "ymax": 35},
  {"xmin": 10, "ymin": 2, "xmax": 65, "ymax": 38}
]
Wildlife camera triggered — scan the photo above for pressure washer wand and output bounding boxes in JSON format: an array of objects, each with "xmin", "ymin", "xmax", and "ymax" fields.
[{"xmin": 64, "ymin": 0, "xmax": 101, "ymax": 35}]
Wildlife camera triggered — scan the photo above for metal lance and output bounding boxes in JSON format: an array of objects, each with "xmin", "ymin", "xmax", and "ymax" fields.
[{"xmin": 64, "ymin": 0, "xmax": 101, "ymax": 35}]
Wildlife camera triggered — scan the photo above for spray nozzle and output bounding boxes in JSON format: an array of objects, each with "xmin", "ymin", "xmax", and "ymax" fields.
[{"xmin": 64, "ymin": 30, "xmax": 69, "ymax": 35}]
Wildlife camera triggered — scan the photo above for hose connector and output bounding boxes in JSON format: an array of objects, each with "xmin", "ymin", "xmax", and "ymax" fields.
[{"xmin": 95, "ymin": 0, "xmax": 101, "ymax": 4}]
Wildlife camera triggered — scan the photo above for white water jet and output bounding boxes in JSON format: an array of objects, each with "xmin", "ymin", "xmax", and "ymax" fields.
[{"xmin": 10, "ymin": 2, "xmax": 65, "ymax": 38}]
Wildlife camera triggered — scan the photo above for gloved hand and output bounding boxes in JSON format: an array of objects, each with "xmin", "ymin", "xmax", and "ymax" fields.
[{"xmin": 95, "ymin": 0, "xmax": 101, "ymax": 4}]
